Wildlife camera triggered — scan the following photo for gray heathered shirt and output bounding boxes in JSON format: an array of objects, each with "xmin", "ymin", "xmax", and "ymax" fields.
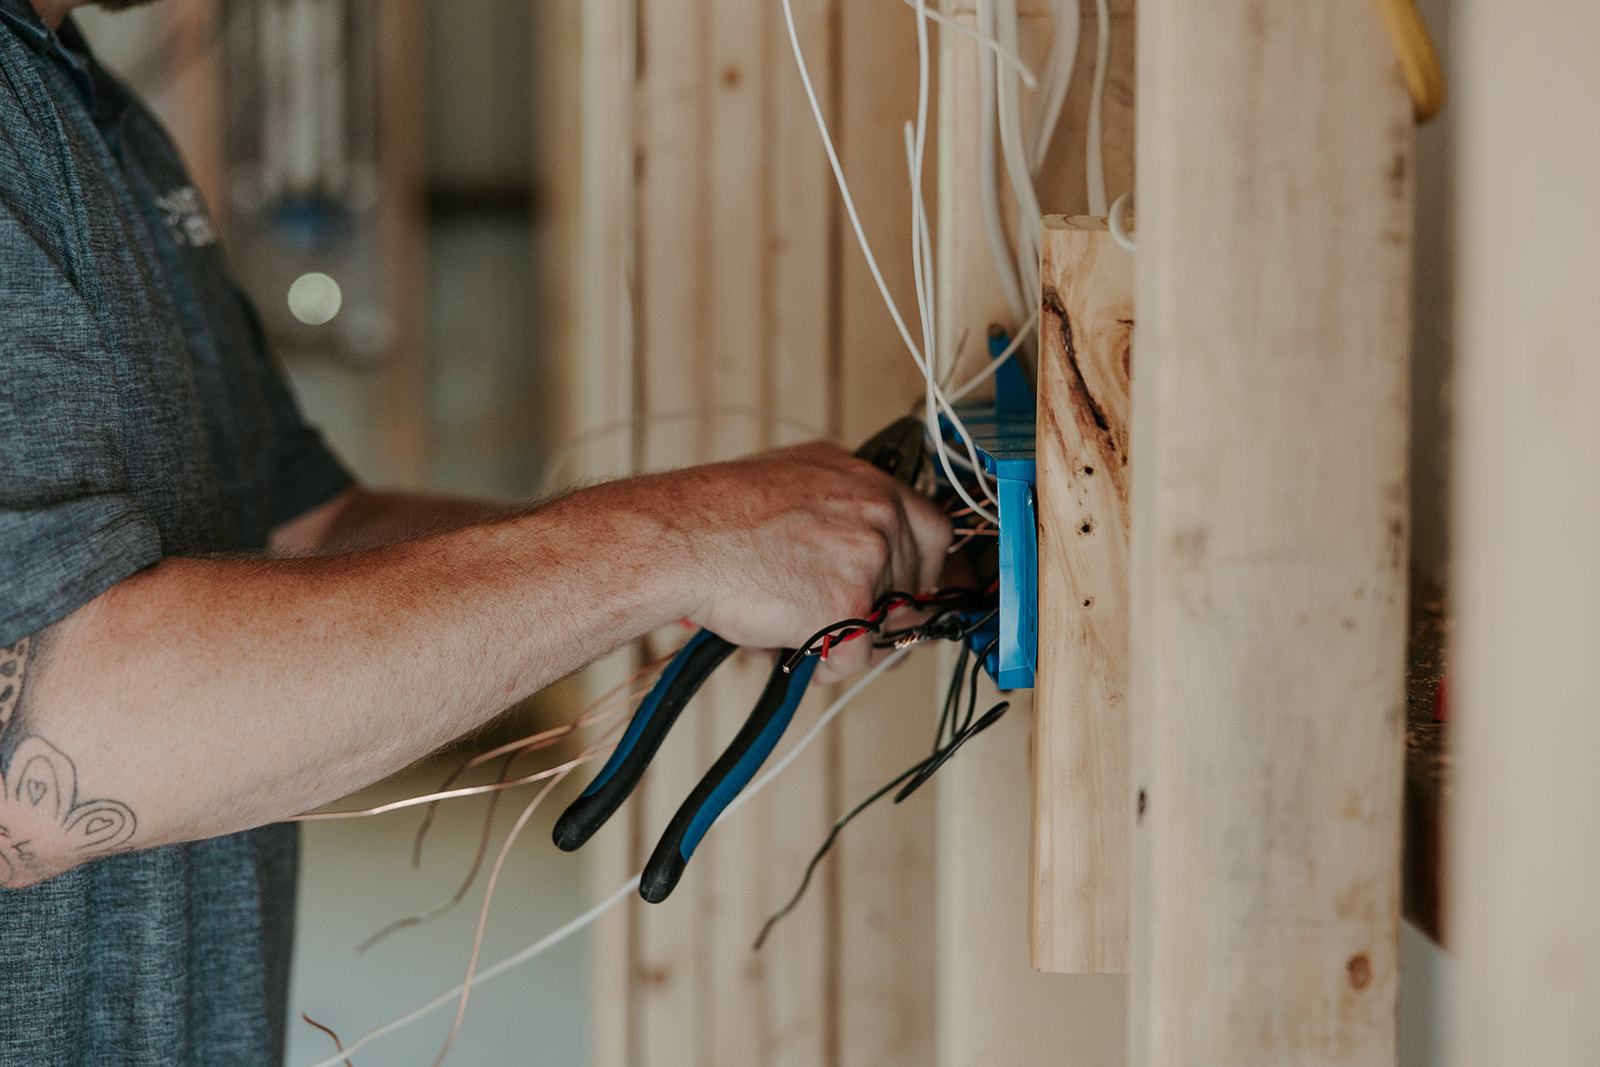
[{"xmin": 0, "ymin": 4, "xmax": 354, "ymax": 1063}]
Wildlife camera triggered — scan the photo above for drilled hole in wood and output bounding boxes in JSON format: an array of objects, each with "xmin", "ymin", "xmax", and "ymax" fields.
[{"xmin": 1346, "ymin": 953, "xmax": 1372, "ymax": 991}]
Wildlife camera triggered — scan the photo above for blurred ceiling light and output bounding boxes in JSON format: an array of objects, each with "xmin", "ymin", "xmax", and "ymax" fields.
[{"xmin": 287, "ymin": 272, "xmax": 344, "ymax": 325}]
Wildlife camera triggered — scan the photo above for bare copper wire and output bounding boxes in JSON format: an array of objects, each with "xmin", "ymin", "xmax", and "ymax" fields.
[
  {"xmin": 408, "ymin": 655, "xmax": 669, "ymax": 858},
  {"xmin": 427, "ymin": 733, "xmax": 618, "ymax": 1067},
  {"xmin": 300, "ymin": 1012, "xmax": 354, "ymax": 1067},
  {"xmin": 355, "ymin": 751, "xmax": 520, "ymax": 954},
  {"xmin": 289, "ymin": 657, "xmax": 669, "ymax": 823},
  {"xmin": 358, "ymin": 674, "xmax": 661, "ymax": 951}
]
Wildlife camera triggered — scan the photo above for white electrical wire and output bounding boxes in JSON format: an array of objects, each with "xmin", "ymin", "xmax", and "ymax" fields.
[
  {"xmin": 777, "ymin": 0, "xmax": 1016, "ymax": 527},
  {"xmin": 303, "ymin": 649, "xmax": 914, "ymax": 1067},
  {"xmin": 945, "ymin": 310, "xmax": 1038, "ymax": 404},
  {"xmin": 898, "ymin": 0, "xmax": 997, "ymax": 520},
  {"xmin": 1085, "ymin": 0, "xmax": 1111, "ymax": 215},
  {"xmin": 976, "ymin": 0, "xmax": 1026, "ymax": 324},
  {"xmin": 897, "ymin": 0, "xmax": 1037, "ymax": 90},
  {"xmin": 905, "ymin": 8, "xmax": 1002, "ymax": 523},
  {"xmin": 1026, "ymin": 0, "xmax": 1077, "ymax": 177},
  {"xmin": 779, "ymin": 0, "xmax": 926, "ymax": 377},
  {"xmin": 992, "ymin": 0, "xmax": 1041, "ymax": 319}
]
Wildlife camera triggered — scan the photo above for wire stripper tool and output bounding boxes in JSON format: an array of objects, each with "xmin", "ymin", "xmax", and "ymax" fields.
[{"xmin": 553, "ymin": 417, "xmax": 928, "ymax": 903}]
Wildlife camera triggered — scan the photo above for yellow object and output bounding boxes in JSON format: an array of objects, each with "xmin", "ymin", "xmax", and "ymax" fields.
[{"xmin": 1374, "ymin": 0, "xmax": 1445, "ymax": 123}]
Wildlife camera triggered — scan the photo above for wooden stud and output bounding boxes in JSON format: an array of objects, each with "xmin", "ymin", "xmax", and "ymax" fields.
[
  {"xmin": 1032, "ymin": 215, "xmax": 1134, "ymax": 976},
  {"xmin": 750, "ymin": 1, "xmax": 836, "ymax": 1065},
  {"xmin": 1451, "ymin": 1, "xmax": 1600, "ymax": 1063},
  {"xmin": 632, "ymin": 0, "xmax": 712, "ymax": 1056},
  {"xmin": 700, "ymin": 0, "xmax": 808, "ymax": 1058},
  {"xmin": 1128, "ymin": 1, "xmax": 1411, "ymax": 1064},
  {"xmin": 832, "ymin": 2, "xmax": 941, "ymax": 1065},
  {"xmin": 539, "ymin": 0, "xmax": 641, "ymax": 1059}
]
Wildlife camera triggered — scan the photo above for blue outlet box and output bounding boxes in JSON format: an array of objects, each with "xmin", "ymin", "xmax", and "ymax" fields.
[{"xmin": 948, "ymin": 328, "xmax": 1036, "ymax": 690}]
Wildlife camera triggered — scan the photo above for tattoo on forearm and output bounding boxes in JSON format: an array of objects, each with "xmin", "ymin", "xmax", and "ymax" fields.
[
  {"xmin": 0, "ymin": 637, "xmax": 25, "ymax": 737},
  {"xmin": 0, "ymin": 636, "xmax": 138, "ymax": 887}
]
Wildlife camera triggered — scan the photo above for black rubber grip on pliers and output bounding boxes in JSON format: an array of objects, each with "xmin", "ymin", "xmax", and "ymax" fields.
[
  {"xmin": 638, "ymin": 651, "xmax": 819, "ymax": 903},
  {"xmin": 551, "ymin": 630, "xmax": 736, "ymax": 852}
]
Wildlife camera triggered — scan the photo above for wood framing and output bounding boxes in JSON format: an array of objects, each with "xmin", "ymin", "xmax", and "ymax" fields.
[
  {"xmin": 1451, "ymin": 1, "xmax": 1600, "ymax": 1062},
  {"xmin": 1032, "ymin": 215, "xmax": 1134, "ymax": 976},
  {"xmin": 1128, "ymin": 1, "xmax": 1411, "ymax": 1064}
]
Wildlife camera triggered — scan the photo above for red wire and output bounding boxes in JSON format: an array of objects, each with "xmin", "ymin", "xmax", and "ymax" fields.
[{"xmin": 796, "ymin": 588, "xmax": 992, "ymax": 666}]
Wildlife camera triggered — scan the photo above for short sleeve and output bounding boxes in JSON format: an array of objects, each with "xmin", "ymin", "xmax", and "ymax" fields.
[
  {"xmin": 232, "ymin": 291, "xmax": 356, "ymax": 531},
  {"xmin": 0, "ymin": 215, "xmax": 162, "ymax": 645}
]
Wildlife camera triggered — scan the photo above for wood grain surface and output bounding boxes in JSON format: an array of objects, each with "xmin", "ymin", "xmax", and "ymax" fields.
[{"xmin": 1032, "ymin": 215, "xmax": 1134, "ymax": 975}]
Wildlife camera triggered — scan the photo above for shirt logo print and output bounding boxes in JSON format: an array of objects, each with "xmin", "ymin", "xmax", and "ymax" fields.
[{"xmin": 154, "ymin": 186, "xmax": 218, "ymax": 248}]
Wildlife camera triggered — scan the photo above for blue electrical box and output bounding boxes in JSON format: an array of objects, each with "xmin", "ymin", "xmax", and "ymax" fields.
[{"xmin": 950, "ymin": 328, "xmax": 1036, "ymax": 690}]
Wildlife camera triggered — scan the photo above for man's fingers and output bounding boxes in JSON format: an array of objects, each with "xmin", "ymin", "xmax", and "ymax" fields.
[{"xmin": 896, "ymin": 483, "xmax": 953, "ymax": 593}]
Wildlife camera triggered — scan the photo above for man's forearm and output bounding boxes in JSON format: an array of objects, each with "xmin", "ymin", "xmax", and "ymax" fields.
[
  {"xmin": 0, "ymin": 481, "xmax": 688, "ymax": 887},
  {"xmin": 269, "ymin": 485, "xmax": 518, "ymax": 557}
]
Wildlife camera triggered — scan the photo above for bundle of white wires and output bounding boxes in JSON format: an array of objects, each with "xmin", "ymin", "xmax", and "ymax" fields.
[{"xmin": 783, "ymin": 0, "xmax": 1114, "ymax": 522}]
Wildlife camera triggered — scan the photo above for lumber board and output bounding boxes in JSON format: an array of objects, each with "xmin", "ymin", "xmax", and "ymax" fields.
[
  {"xmin": 698, "ymin": 0, "xmax": 827, "ymax": 1057},
  {"xmin": 1126, "ymin": 2, "xmax": 1414, "ymax": 1062},
  {"xmin": 1127, "ymin": 2, "xmax": 1412, "ymax": 1064},
  {"xmin": 754, "ymin": 0, "xmax": 836, "ymax": 1063},
  {"xmin": 1032, "ymin": 215, "xmax": 1133, "ymax": 975},
  {"xmin": 1451, "ymin": 1, "xmax": 1600, "ymax": 1062},
  {"xmin": 935, "ymin": 0, "xmax": 1134, "ymax": 1059},
  {"xmin": 547, "ymin": 0, "xmax": 640, "ymax": 1059},
  {"xmin": 632, "ymin": 0, "xmax": 712, "ymax": 1060},
  {"xmin": 832, "ymin": 2, "xmax": 941, "ymax": 1066}
]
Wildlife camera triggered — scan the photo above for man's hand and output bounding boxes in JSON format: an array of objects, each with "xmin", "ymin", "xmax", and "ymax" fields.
[{"xmin": 648, "ymin": 442, "xmax": 951, "ymax": 678}]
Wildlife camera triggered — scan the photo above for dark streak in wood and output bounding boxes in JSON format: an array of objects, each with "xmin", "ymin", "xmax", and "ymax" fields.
[{"xmin": 1043, "ymin": 285, "xmax": 1112, "ymax": 435}]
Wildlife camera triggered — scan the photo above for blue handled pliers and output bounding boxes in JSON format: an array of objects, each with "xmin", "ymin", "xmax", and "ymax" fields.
[{"xmin": 552, "ymin": 417, "xmax": 928, "ymax": 903}]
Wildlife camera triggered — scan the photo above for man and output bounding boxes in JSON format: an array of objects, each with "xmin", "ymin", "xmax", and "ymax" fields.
[{"xmin": 0, "ymin": 0, "xmax": 951, "ymax": 1062}]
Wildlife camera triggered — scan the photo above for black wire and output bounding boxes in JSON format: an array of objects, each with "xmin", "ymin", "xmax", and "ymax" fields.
[
  {"xmin": 961, "ymin": 637, "xmax": 1000, "ymax": 733},
  {"xmin": 753, "ymin": 630, "xmax": 1009, "ymax": 951},
  {"xmin": 933, "ymin": 639, "xmax": 971, "ymax": 754},
  {"xmin": 750, "ymin": 762, "xmax": 924, "ymax": 952},
  {"xmin": 893, "ymin": 700, "xmax": 1008, "ymax": 804}
]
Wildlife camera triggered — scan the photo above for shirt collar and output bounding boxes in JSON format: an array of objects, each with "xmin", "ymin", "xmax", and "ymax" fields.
[
  {"xmin": 0, "ymin": 0, "xmax": 52, "ymax": 52},
  {"xmin": 0, "ymin": 2, "xmax": 100, "ymax": 115}
]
